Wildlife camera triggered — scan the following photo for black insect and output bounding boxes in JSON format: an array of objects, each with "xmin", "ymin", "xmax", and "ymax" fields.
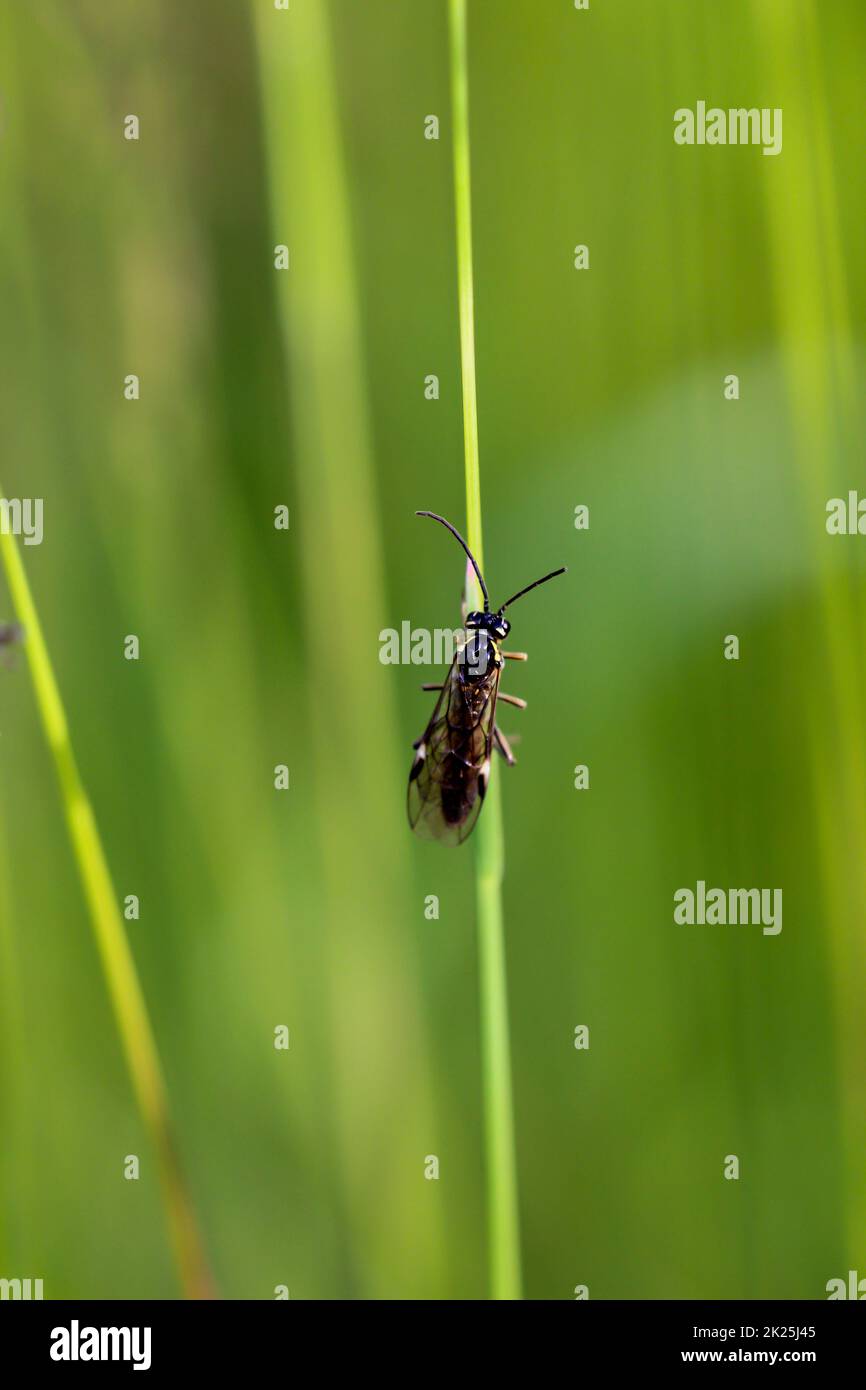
[{"xmin": 408, "ymin": 510, "xmax": 566, "ymax": 845}]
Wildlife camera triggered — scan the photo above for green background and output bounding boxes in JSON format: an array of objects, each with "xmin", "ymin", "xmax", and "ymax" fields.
[{"xmin": 1, "ymin": 0, "xmax": 864, "ymax": 1299}]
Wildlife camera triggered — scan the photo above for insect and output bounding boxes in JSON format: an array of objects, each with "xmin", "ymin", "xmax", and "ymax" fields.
[{"xmin": 408, "ymin": 510, "xmax": 566, "ymax": 845}]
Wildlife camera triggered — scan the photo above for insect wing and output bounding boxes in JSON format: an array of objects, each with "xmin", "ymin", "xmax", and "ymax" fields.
[{"xmin": 408, "ymin": 653, "xmax": 499, "ymax": 845}]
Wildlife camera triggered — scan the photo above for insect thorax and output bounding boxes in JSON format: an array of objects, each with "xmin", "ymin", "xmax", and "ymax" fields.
[{"xmin": 458, "ymin": 630, "xmax": 502, "ymax": 686}]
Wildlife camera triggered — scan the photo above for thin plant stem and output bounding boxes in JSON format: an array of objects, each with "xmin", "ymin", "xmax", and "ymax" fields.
[
  {"xmin": 0, "ymin": 507, "xmax": 214, "ymax": 1300},
  {"xmin": 448, "ymin": 0, "xmax": 522, "ymax": 1301}
]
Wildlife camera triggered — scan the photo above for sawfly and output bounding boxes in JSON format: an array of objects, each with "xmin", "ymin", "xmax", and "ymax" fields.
[{"xmin": 408, "ymin": 510, "xmax": 566, "ymax": 845}]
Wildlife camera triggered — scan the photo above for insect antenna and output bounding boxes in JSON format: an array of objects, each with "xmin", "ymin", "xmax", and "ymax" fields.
[
  {"xmin": 415, "ymin": 511, "xmax": 489, "ymax": 610},
  {"xmin": 497, "ymin": 566, "xmax": 567, "ymax": 613}
]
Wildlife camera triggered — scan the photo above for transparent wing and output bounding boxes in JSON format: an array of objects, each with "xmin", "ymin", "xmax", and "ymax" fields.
[{"xmin": 408, "ymin": 656, "xmax": 499, "ymax": 846}]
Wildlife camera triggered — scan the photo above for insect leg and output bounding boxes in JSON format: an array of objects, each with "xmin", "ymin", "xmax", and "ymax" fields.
[
  {"xmin": 502, "ymin": 651, "xmax": 528, "ymax": 661},
  {"xmin": 498, "ymin": 693, "xmax": 527, "ymax": 709},
  {"xmin": 493, "ymin": 726, "xmax": 517, "ymax": 765},
  {"xmin": 421, "ymin": 683, "xmax": 443, "ymax": 691}
]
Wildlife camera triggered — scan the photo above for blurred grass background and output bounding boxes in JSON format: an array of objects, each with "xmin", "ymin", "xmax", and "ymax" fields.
[{"xmin": 0, "ymin": 0, "xmax": 864, "ymax": 1299}]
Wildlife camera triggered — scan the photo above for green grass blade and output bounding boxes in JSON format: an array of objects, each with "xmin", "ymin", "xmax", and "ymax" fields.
[
  {"xmin": 448, "ymin": 0, "xmax": 522, "ymax": 1301},
  {"xmin": 0, "ymin": 509, "xmax": 214, "ymax": 1300}
]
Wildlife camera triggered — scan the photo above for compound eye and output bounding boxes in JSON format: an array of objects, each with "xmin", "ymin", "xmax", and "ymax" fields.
[{"xmin": 466, "ymin": 610, "xmax": 483, "ymax": 628}]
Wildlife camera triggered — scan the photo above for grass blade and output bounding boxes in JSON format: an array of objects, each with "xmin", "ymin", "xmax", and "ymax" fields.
[
  {"xmin": 448, "ymin": 0, "xmax": 522, "ymax": 1301},
  {"xmin": 0, "ymin": 506, "xmax": 214, "ymax": 1300}
]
